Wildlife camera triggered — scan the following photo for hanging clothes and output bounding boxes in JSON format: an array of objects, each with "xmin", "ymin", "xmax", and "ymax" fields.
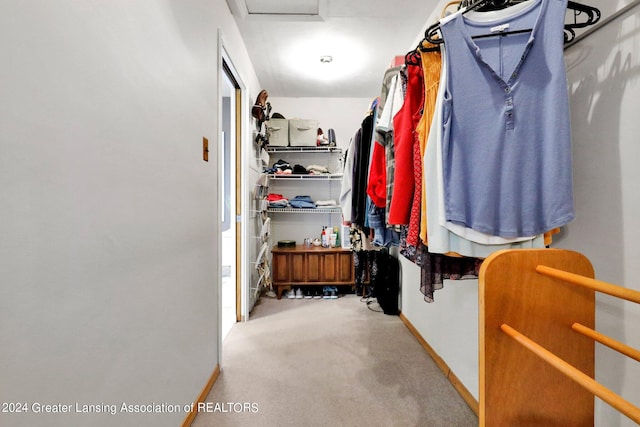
[
  {"xmin": 339, "ymin": 130, "xmax": 358, "ymax": 224},
  {"xmin": 398, "ymin": 227, "xmax": 481, "ymax": 303},
  {"xmin": 366, "ymin": 141, "xmax": 386, "ymax": 209},
  {"xmin": 349, "ymin": 0, "xmax": 587, "ymax": 303},
  {"xmin": 425, "ymin": 44, "xmax": 545, "ymax": 258},
  {"xmin": 369, "ymin": 68, "xmax": 404, "ymax": 248},
  {"xmin": 439, "ymin": 0, "xmax": 575, "ymax": 237},
  {"xmin": 376, "ymin": 69, "xmax": 404, "ymax": 228},
  {"xmin": 406, "ymin": 87, "xmax": 425, "ymax": 246},
  {"xmin": 351, "ymin": 110, "xmax": 376, "ymax": 228},
  {"xmin": 367, "ymin": 141, "xmax": 399, "ymax": 247},
  {"xmin": 388, "ymin": 63, "xmax": 423, "ymax": 226},
  {"xmin": 412, "ymin": 45, "xmax": 442, "ymax": 247}
]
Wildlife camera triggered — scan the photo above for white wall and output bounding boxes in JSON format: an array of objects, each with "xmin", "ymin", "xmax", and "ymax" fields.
[
  {"xmin": 561, "ymin": 4, "xmax": 640, "ymax": 425},
  {"xmin": 0, "ymin": 1, "xmax": 260, "ymax": 426},
  {"xmin": 400, "ymin": 3, "xmax": 640, "ymax": 426},
  {"xmin": 400, "ymin": 268, "xmax": 480, "ymax": 398},
  {"xmin": 268, "ymin": 97, "xmax": 373, "ymax": 152}
]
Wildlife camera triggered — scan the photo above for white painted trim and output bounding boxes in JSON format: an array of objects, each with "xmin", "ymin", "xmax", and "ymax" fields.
[{"xmin": 225, "ymin": 0, "xmax": 248, "ymax": 19}]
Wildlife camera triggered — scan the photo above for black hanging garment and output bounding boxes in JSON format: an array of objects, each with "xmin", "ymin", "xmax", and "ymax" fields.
[
  {"xmin": 371, "ymin": 250, "xmax": 400, "ymax": 316},
  {"xmin": 351, "ymin": 113, "xmax": 375, "ymax": 227},
  {"xmin": 353, "ymin": 249, "xmax": 369, "ymax": 297}
]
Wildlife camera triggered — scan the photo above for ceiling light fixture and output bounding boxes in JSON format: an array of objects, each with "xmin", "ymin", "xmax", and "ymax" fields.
[{"xmin": 319, "ymin": 55, "xmax": 333, "ymax": 64}]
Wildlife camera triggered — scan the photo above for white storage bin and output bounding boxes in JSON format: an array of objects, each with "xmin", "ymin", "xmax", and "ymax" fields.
[
  {"xmin": 289, "ymin": 119, "xmax": 319, "ymax": 146},
  {"xmin": 267, "ymin": 119, "xmax": 289, "ymax": 146}
]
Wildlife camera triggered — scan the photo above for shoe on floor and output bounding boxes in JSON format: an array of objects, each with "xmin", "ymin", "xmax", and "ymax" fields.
[
  {"xmin": 322, "ymin": 286, "xmax": 331, "ymax": 299},
  {"xmin": 304, "ymin": 289, "xmax": 313, "ymax": 299},
  {"xmin": 330, "ymin": 286, "xmax": 338, "ymax": 299},
  {"xmin": 295, "ymin": 288, "xmax": 303, "ymax": 299},
  {"xmin": 285, "ymin": 288, "xmax": 295, "ymax": 299},
  {"xmin": 313, "ymin": 290, "xmax": 322, "ymax": 299}
]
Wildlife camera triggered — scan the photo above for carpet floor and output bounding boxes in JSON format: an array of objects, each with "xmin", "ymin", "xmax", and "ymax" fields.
[{"xmin": 192, "ymin": 294, "xmax": 478, "ymax": 427}]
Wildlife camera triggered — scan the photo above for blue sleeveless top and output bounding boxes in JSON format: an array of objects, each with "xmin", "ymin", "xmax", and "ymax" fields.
[{"xmin": 440, "ymin": 0, "xmax": 574, "ymax": 237}]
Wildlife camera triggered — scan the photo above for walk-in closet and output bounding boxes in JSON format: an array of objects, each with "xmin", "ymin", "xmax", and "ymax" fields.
[{"xmin": 2, "ymin": 1, "xmax": 639, "ymax": 426}]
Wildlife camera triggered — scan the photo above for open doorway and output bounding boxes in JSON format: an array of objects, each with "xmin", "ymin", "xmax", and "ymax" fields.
[{"xmin": 220, "ymin": 58, "xmax": 241, "ymax": 341}]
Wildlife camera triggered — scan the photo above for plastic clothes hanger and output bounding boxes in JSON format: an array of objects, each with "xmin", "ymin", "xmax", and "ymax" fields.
[{"xmin": 424, "ymin": 0, "xmax": 601, "ymax": 45}]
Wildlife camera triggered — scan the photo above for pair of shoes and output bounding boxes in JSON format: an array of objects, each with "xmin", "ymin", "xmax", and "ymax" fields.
[
  {"xmin": 252, "ymin": 89, "xmax": 269, "ymax": 122},
  {"xmin": 322, "ymin": 286, "xmax": 330, "ymax": 299},
  {"xmin": 284, "ymin": 288, "xmax": 303, "ymax": 299},
  {"xmin": 322, "ymin": 286, "xmax": 339, "ymax": 299}
]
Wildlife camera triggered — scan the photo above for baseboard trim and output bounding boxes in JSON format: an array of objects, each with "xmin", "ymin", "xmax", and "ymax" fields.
[
  {"xmin": 399, "ymin": 313, "xmax": 479, "ymax": 416},
  {"xmin": 181, "ymin": 364, "xmax": 221, "ymax": 427}
]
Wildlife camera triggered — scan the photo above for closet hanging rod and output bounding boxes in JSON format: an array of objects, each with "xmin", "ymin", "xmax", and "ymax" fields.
[{"xmin": 565, "ymin": 0, "xmax": 640, "ymax": 49}]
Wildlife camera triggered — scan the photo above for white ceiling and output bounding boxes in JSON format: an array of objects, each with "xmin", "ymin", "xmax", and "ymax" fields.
[{"xmin": 226, "ymin": 0, "xmax": 440, "ymax": 98}]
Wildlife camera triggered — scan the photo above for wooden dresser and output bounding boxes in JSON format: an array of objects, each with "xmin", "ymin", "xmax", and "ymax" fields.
[{"xmin": 270, "ymin": 245, "xmax": 354, "ymax": 298}]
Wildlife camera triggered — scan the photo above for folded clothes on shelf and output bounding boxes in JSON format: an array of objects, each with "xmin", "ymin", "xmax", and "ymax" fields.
[
  {"xmin": 266, "ymin": 193, "xmax": 285, "ymax": 201},
  {"xmin": 315, "ymin": 199, "xmax": 338, "ymax": 207},
  {"xmin": 268, "ymin": 200, "xmax": 289, "ymax": 208},
  {"xmin": 263, "ymin": 159, "xmax": 292, "ymax": 174},
  {"xmin": 293, "ymin": 164, "xmax": 308, "ymax": 174},
  {"xmin": 289, "ymin": 195, "xmax": 316, "ymax": 209},
  {"xmin": 306, "ymin": 164, "xmax": 330, "ymax": 174},
  {"xmin": 266, "ymin": 193, "xmax": 289, "ymax": 208}
]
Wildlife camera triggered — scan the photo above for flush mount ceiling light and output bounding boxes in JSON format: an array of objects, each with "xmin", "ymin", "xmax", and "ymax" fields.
[
  {"xmin": 319, "ymin": 55, "xmax": 333, "ymax": 64},
  {"xmin": 285, "ymin": 33, "xmax": 366, "ymax": 83}
]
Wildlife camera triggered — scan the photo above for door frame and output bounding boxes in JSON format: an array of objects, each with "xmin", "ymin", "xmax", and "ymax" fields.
[{"xmin": 217, "ymin": 33, "xmax": 246, "ymax": 364}]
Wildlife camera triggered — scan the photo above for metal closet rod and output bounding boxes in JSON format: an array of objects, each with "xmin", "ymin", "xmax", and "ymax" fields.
[{"xmin": 565, "ymin": 0, "xmax": 640, "ymax": 49}]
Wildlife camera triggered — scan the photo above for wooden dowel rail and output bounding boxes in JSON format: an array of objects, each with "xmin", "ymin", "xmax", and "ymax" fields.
[
  {"xmin": 572, "ymin": 322, "xmax": 640, "ymax": 363},
  {"xmin": 536, "ymin": 264, "xmax": 640, "ymax": 304},
  {"xmin": 500, "ymin": 323, "xmax": 640, "ymax": 425}
]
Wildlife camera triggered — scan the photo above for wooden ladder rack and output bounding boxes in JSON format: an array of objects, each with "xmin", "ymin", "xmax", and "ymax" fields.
[{"xmin": 479, "ymin": 248, "xmax": 640, "ymax": 426}]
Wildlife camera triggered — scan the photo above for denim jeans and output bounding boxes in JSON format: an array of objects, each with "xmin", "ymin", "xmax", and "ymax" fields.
[
  {"xmin": 367, "ymin": 203, "xmax": 398, "ymax": 247},
  {"xmin": 289, "ymin": 195, "xmax": 315, "ymax": 209}
]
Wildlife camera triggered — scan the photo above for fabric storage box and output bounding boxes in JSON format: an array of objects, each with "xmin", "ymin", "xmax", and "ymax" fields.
[
  {"xmin": 289, "ymin": 119, "xmax": 319, "ymax": 146},
  {"xmin": 267, "ymin": 118, "xmax": 289, "ymax": 146}
]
